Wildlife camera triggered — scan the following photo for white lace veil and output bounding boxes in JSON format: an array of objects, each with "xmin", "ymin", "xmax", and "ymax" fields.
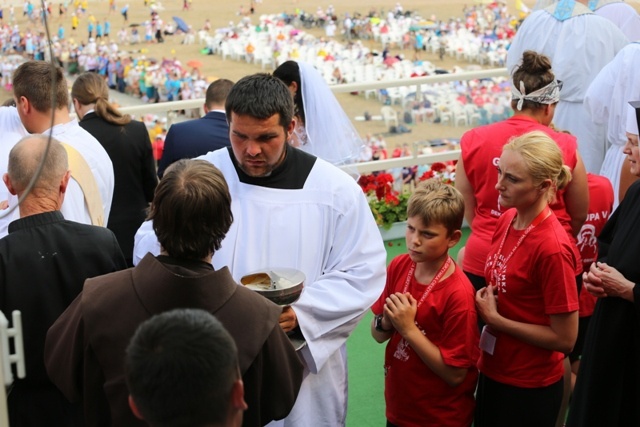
[{"xmin": 297, "ymin": 61, "xmax": 363, "ymax": 173}]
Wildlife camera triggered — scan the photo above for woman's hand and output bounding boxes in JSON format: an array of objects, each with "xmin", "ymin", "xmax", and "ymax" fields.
[
  {"xmin": 476, "ymin": 285, "xmax": 500, "ymax": 326},
  {"xmin": 585, "ymin": 262, "xmax": 635, "ymax": 302},
  {"xmin": 384, "ymin": 292, "xmax": 418, "ymax": 336}
]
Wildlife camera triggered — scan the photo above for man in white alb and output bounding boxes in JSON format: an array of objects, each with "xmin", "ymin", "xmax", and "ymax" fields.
[{"xmin": 134, "ymin": 73, "xmax": 387, "ymax": 426}]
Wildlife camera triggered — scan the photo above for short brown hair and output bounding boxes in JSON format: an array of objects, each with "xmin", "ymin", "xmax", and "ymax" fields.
[
  {"xmin": 407, "ymin": 179, "xmax": 464, "ymax": 236},
  {"xmin": 13, "ymin": 61, "xmax": 69, "ymax": 112},
  {"xmin": 205, "ymin": 79, "xmax": 234, "ymax": 110},
  {"xmin": 148, "ymin": 159, "xmax": 233, "ymax": 259}
]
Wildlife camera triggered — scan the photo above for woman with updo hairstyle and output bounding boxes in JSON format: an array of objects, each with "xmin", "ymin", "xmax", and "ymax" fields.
[
  {"xmin": 273, "ymin": 60, "xmax": 362, "ymax": 169},
  {"xmin": 456, "ymin": 50, "xmax": 587, "ymax": 305},
  {"xmin": 474, "ymin": 131, "xmax": 579, "ymax": 427},
  {"xmin": 72, "ymin": 72, "xmax": 157, "ymax": 266}
]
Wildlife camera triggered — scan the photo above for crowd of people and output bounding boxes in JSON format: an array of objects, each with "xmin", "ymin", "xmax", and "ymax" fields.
[
  {"xmin": 0, "ymin": 0, "xmax": 519, "ymax": 130},
  {"xmin": 205, "ymin": 5, "xmax": 518, "ymax": 113},
  {"xmin": 0, "ymin": 0, "xmax": 212, "ymax": 105},
  {"xmin": 1, "ymin": 0, "xmax": 640, "ymax": 427}
]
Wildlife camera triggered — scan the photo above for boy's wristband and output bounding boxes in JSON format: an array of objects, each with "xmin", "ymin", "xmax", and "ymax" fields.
[{"xmin": 374, "ymin": 314, "xmax": 392, "ymax": 333}]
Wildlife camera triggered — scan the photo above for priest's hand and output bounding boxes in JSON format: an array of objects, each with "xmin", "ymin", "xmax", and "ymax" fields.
[
  {"xmin": 0, "ymin": 200, "xmax": 7, "ymax": 210},
  {"xmin": 279, "ymin": 306, "xmax": 298, "ymax": 332}
]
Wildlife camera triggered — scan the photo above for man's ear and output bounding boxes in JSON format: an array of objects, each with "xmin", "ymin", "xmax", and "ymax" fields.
[
  {"xmin": 232, "ymin": 379, "xmax": 248, "ymax": 412},
  {"xmin": 16, "ymin": 96, "xmax": 29, "ymax": 115},
  {"xmin": 128, "ymin": 395, "xmax": 145, "ymax": 421},
  {"xmin": 3, "ymin": 173, "xmax": 17, "ymax": 196},
  {"xmin": 59, "ymin": 170, "xmax": 71, "ymax": 195},
  {"xmin": 286, "ymin": 118, "xmax": 296, "ymax": 141}
]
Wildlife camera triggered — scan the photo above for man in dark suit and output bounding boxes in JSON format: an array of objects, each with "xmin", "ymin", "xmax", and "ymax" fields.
[
  {"xmin": 157, "ymin": 79, "xmax": 234, "ymax": 178},
  {"xmin": 1, "ymin": 135, "xmax": 126, "ymax": 426}
]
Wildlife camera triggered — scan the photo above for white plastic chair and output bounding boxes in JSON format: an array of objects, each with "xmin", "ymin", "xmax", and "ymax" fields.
[{"xmin": 381, "ymin": 106, "xmax": 399, "ymax": 129}]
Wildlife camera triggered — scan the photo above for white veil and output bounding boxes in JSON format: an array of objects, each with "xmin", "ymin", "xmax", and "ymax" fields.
[{"xmin": 297, "ymin": 61, "xmax": 363, "ymax": 173}]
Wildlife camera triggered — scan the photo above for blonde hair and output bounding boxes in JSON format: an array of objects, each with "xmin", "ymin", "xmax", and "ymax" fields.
[
  {"xmin": 503, "ymin": 131, "xmax": 572, "ymax": 203},
  {"xmin": 407, "ymin": 178, "xmax": 464, "ymax": 236},
  {"xmin": 71, "ymin": 72, "xmax": 131, "ymax": 126}
]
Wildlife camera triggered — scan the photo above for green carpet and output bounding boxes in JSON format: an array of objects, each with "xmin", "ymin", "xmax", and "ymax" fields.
[{"xmin": 345, "ymin": 228, "xmax": 471, "ymax": 426}]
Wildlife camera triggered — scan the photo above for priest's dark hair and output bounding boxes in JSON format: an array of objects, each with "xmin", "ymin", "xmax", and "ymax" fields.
[
  {"xmin": 13, "ymin": 60, "xmax": 69, "ymax": 113},
  {"xmin": 125, "ymin": 308, "xmax": 240, "ymax": 427},
  {"xmin": 225, "ymin": 73, "xmax": 294, "ymax": 130},
  {"xmin": 148, "ymin": 159, "xmax": 233, "ymax": 260}
]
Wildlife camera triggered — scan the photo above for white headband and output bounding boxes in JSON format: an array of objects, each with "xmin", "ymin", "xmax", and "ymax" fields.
[{"xmin": 511, "ymin": 79, "xmax": 563, "ymax": 111}]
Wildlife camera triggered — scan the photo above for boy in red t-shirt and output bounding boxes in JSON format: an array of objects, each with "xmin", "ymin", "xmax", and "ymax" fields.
[{"xmin": 371, "ymin": 179, "xmax": 479, "ymax": 427}]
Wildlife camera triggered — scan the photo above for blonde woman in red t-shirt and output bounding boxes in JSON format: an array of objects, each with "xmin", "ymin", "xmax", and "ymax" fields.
[
  {"xmin": 456, "ymin": 51, "xmax": 588, "ymax": 301},
  {"xmin": 474, "ymin": 131, "xmax": 579, "ymax": 427}
]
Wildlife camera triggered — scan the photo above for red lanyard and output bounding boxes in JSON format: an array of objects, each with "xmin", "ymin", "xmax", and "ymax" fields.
[
  {"xmin": 489, "ymin": 207, "xmax": 551, "ymax": 287},
  {"xmin": 402, "ymin": 256, "xmax": 452, "ymax": 308}
]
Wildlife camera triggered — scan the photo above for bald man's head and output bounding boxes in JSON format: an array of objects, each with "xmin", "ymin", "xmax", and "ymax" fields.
[{"xmin": 7, "ymin": 135, "xmax": 69, "ymax": 195}]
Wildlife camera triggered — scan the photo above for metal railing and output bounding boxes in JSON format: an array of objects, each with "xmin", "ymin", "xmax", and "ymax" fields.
[{"xmin": 118, "ymin": 67, "xmax": 509, "ymax": 173}]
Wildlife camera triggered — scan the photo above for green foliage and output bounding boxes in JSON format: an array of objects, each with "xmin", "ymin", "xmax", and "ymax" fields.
[{"xmin": 368, "ymin": 191, "xmax": 410, "ymax": 229}]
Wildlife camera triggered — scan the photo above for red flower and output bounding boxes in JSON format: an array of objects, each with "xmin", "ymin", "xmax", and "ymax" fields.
[
  {"xmin": 431, "ymin": 162, "xmax": 447, "ymax": 172},
  {"xmin": 384, "ymin": 193, "xmax": 399, "ymax": 205},
  {"xmin": 418, "ymin": 170, "xmax": 434, "ymax": 181}
]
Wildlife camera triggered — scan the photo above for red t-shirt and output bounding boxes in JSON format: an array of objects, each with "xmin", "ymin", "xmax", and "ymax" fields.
[
  {"xmin": 461, "ymin": 115, "xmax": 581, "ymax": 276},
  {"xmin": 480, "ymin": 209, "xmax": 579, "ymax": 388},
  {"xmin": 153, "ymin": 137, "xmax": 164, "ymax": 161},
  {"xmin": 577, "ymin": 173, "xmax": 614, "ymax": 317},
  {"xmin": 372, "ymin": 255, "xmax": 479, "ymax": 427}
]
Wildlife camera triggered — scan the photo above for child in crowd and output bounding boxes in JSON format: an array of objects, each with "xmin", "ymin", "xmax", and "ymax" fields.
[{"xmin": 371, "ymin": 179, "xmax": 479, "ymax": 427}]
